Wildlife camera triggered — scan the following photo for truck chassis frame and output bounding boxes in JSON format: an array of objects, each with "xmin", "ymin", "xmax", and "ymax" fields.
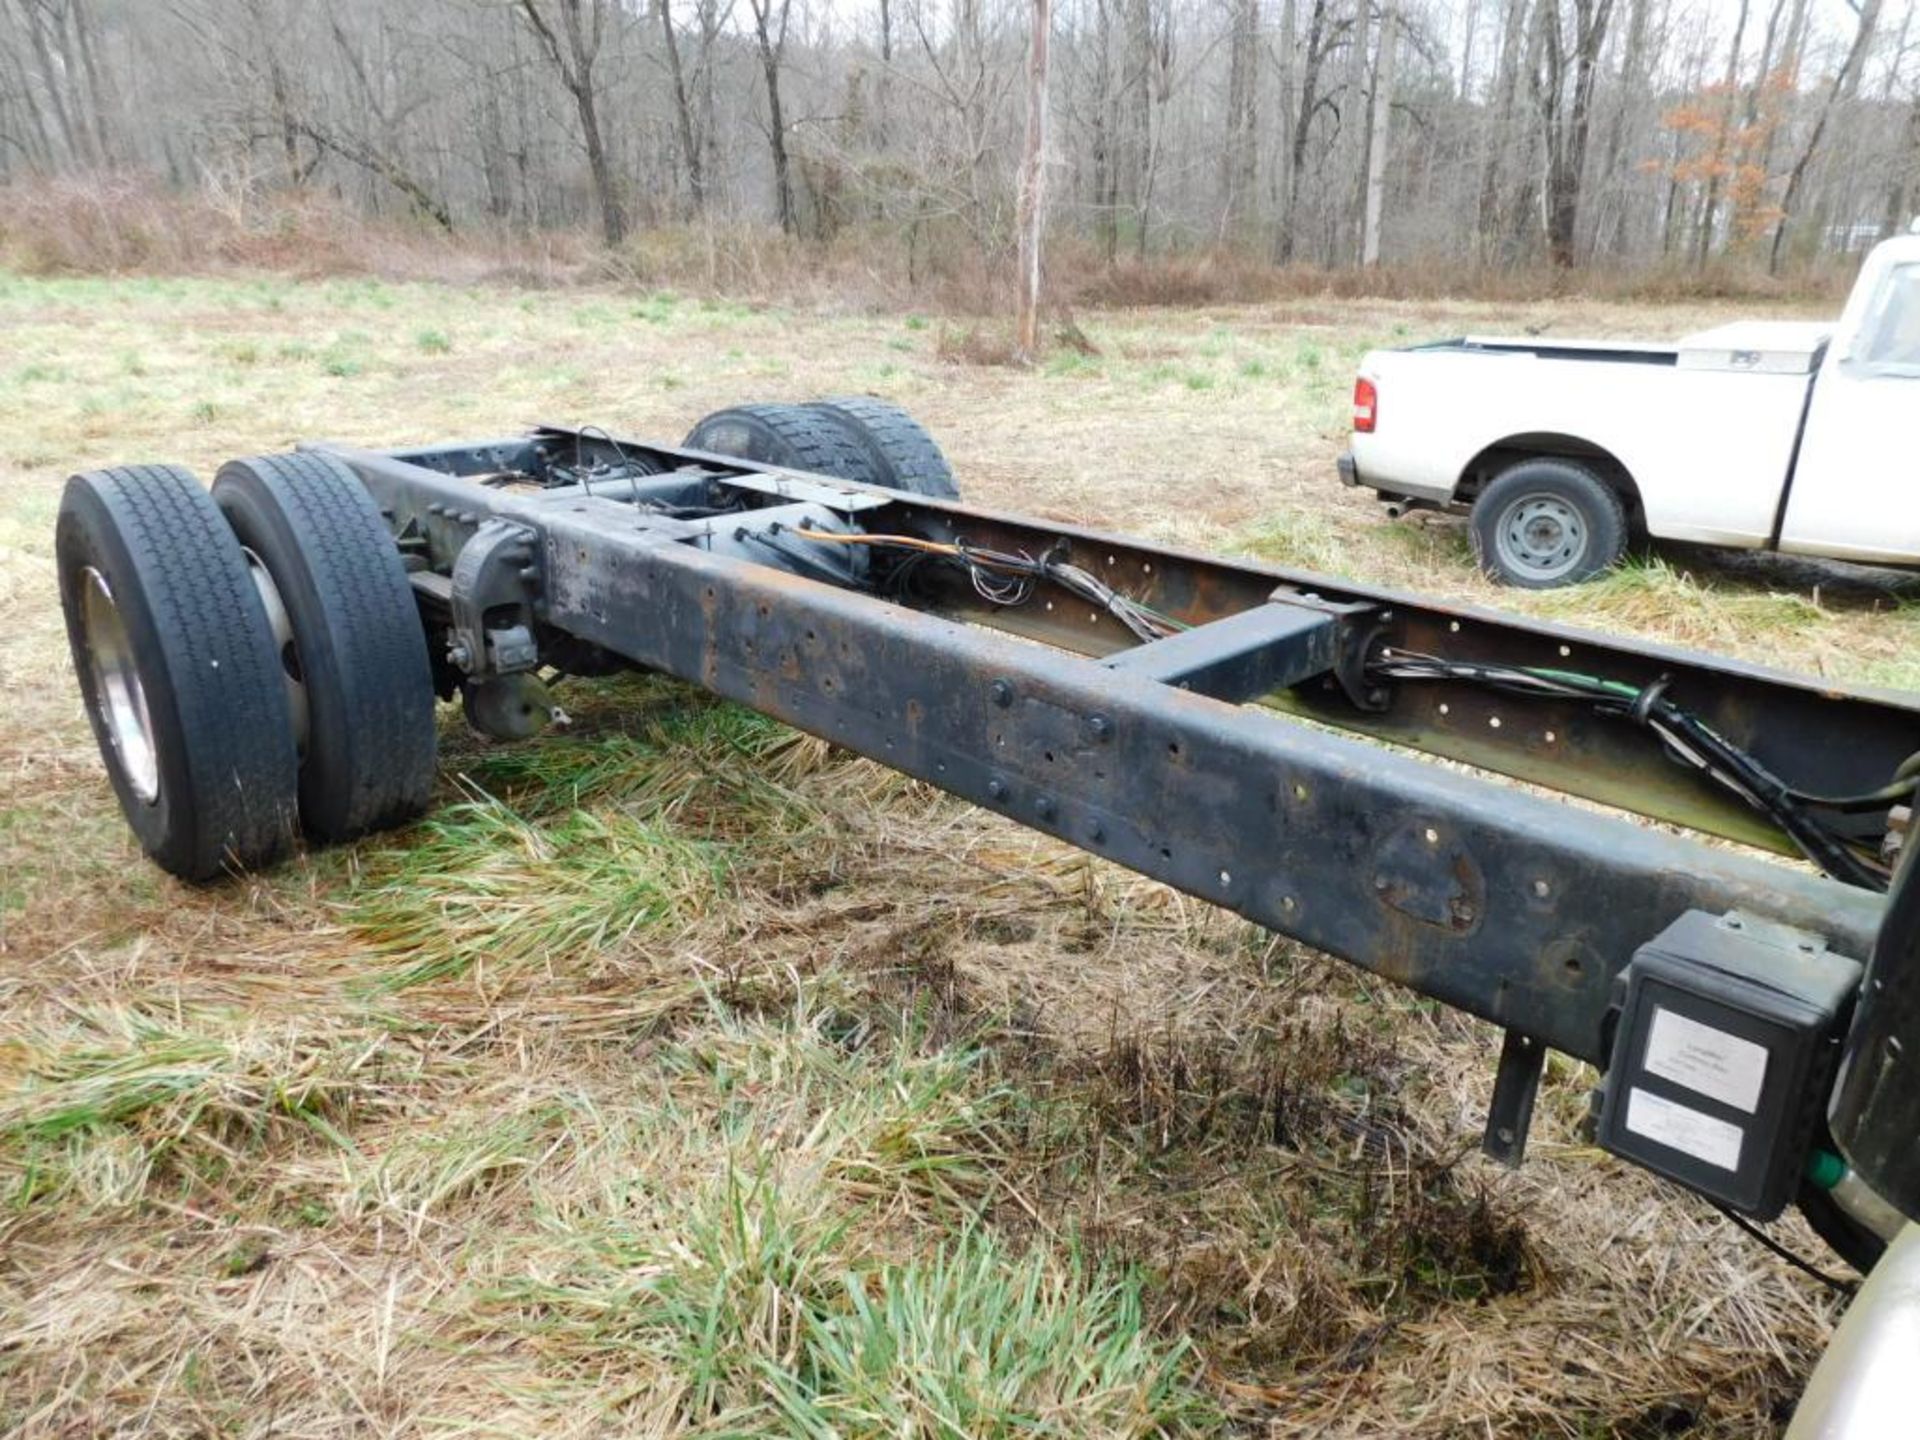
[
  {"xmin": 314, "ymin": 421, "xmax": 1920, "ymax": 1198},
  {"xmin": 56, "ymin": 412, "xmax": 1920, "ymax": 1428}
]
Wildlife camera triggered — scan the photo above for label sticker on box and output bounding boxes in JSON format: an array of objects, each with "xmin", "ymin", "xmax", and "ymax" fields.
[
  {"xmin": 1642, "ymin": 1007, "xmax": 1768, "ymax": 1114},
  {"xmin": 1625, "ymin": 1087, "xmax": 1744, "ymax": 1172}
]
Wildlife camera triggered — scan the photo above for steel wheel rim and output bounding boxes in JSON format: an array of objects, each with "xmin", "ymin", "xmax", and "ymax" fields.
[
  {"xmin": 79, "ymin": 566, "xmax": 160, "ymax": 804},
  {"xmin": 1495, "ymin": 493, "xmax": 1586, "ymax": 581},
  {"xmin": 243, "ymin": 548, "xmax": 310, "ymax": 760}
]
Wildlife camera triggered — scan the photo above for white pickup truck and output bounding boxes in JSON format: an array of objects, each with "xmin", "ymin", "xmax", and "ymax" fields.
[{"xmin": 1340, "ymin": 229, "xmax": 1920, "ymax": 587}]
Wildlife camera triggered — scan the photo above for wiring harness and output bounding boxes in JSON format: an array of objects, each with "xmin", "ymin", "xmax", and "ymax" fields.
[
  {"xmin": 791, "ymin": 529, "xmax": 1188, "ymax": 642},
  {"xmin": 786, "ymin": 525, "xmax": 1907, "ymax": 890},
  {"xmin": 1367, "ymin": 649, "xmax": 1913, "ymax": 891}
]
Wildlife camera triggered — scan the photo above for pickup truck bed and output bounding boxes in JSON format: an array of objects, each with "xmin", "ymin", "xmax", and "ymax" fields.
[
  {"xmin": 1342, "ymin": 232, "xmax": 1920, "ymax": 585},
  {"xmin": 1348, "ymin": 323, "xmax": 1832, "ymax": 549}
]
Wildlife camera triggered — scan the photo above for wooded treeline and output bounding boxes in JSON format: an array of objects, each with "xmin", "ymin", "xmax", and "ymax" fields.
[{"xmin": 2, "ymin": 0, "xmax": 1915, "ymax": 274}]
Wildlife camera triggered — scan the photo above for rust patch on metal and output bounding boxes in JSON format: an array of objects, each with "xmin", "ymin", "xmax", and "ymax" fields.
[{"xmin": 1373, "ymin": 817, "xmax": 1487, "ymax": 935}]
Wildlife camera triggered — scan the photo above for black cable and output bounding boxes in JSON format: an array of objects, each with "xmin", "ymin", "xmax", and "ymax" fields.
[
  {"xmin": 853, "ymin": 533, "xmax": 1171, "ymax": 640},
  {"xmin": 739, "ymin": 529, "xmax": 865, "ymax": 588},
  {"xmin": 1712, "ymin": 1203, "xmax": 1859, "ymax": 1296},
  {"xmin": 1368, "ymin": 652, "xmax": 1896, "ymax": 891}
]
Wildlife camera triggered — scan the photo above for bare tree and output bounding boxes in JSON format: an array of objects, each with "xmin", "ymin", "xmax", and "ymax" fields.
[
  {"xmin": 514, "ymin": 0, "xmax": 626, "ymax": 245},
  {"xmin": 1218, "ymin": 0, "xmax": 1260, "ymax": 239},
  {"xmin": 1015, "ymin": 0, "xmax": 1052, "ymax": 358},
  {"xmin": 746, "ymin": 0, "xmax": 797, "ymax": 234},
  {"xmin": 657, "ymin": 0, "xmax": 707, "ymax": 214},
  {"xmin": 1477, "ymin": 0, "xmax": 1532, "ymax": 259},
  {"xmin": 1276, "ymin": 0, "xmax": 1334, "ymax": 260},
  {"xmin": 295, "ymin": 9, "xmax": 455, "ymax": 230},
  {"xmin": 4, "ymin": 0, "xmax": 1917, "ymax": 282},
  {"xmin": 1362, "ymin": 0, "xmax": 1398, "ymax": 263},
  {"xmin": 1770, "ymin": 0, "xmax": 1886, "ymax": 270},
  {"xmin": 1694, "ymin": 0, "xmax": 1753, "ymax": 266},
  {"xmin": 1531, "ymin": 0, "xmax": 1615, "ymax": 266}
]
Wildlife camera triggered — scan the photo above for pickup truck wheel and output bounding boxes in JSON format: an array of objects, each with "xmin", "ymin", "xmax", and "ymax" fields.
[
  {"xmin": 682, "ymin": 403, "xmax": 886, "ymax": 485},
  {"xmin": 802, "ymin": 397, "xmax": 961, "ymax": 499},
  {"xmin": 56, "ymin": 465, "xmax": 299, "ymax": 881},
  {"xmin": 1471, "ymin": 460, "xmax": 1627, "ymax": 588},
  {"xmin": 213, "ymin": 452, "xmax": 437, "ymax": 844}
]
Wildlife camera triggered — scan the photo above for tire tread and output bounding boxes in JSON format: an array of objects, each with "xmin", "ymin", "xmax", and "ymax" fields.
[
  {"xmin": 59, "ymin": 464, "xmax": 297, "ymax": 878},
  {"xmin": 215, "ymin": 452, "xmax": 435, "ymax": 840},
  {"xmin": 683, "ymin": 403, "xmax": 886, "ymax": 484},
  {"xmin": 805, "ymin": 396, "xmax": 960, "ymax": 499}
]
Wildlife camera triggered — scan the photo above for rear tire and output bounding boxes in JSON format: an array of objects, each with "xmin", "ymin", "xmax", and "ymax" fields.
[
  {"xmin": 213, "ymin": 452, "xmax": 437, "ymax": 843},
  {"xmin": 56, "ymin": 465, "xmax": 298, "ymax": 881},
  {"xmin": 802, "ymin": 396, "xmax": 961, "ymax": 499},
  {"xmin": 682, "ymin": 402, "xmax": 885, "ymax": 485},
  {"xmin": 1470, "ymin": 458, "xmax": 1628, "ymax": 589}
]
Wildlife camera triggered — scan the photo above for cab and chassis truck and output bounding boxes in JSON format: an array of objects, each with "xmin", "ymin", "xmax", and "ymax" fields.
[{"xmin": 54, "ymin": 396, "xmax": 1920, "ymax": 1433}]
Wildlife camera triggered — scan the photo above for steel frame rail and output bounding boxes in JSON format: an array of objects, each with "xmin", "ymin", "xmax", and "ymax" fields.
[{"xmin": 317, "ymin": 427, "xmax": 1913, "ymax": 1080}]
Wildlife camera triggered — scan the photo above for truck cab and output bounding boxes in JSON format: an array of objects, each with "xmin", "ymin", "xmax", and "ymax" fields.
[{"xmin": 1778, "ymin": 237, "xmax": 1920, "ymax": 563}]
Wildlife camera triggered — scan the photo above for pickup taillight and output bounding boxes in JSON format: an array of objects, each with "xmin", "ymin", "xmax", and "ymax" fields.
[{"xmin": 1353, "ymin": 377, "xmax": 1378, "ymax": 433}]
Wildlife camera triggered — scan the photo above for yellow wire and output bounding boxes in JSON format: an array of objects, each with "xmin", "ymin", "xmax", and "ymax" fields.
[{"xmin": 791, "ymin": 529, "xmax": 1037, "ymax": 572}]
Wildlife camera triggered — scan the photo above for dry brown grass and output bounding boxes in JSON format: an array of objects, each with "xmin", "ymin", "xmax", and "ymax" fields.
[
  {"xmin": 0, "ymin": 176, "xmax": 1862, "ymax": 316},
  {"xmin": 2, "ymin": 266, "xmax": 1910, "ymax": 1437}
]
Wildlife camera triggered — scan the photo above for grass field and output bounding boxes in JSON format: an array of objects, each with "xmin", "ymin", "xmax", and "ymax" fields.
[{"xmin": 3, "ymin": 272, "xmax": 1915, "ymax": 1438}]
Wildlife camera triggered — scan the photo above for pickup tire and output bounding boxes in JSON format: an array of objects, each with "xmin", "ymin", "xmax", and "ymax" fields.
[
  {"xmin": 56, "ymin": 464, "xmax": 299, "ymax": 881},
  {"xmin": 1471, "ymin": 459, "xmax": 1628, "ymax": 588},
  {"xmin": 213, "ymin": 452, "xmax": 438, "ymax": 843}
]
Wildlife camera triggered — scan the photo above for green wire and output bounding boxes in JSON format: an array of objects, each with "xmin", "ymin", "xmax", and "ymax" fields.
[{"xmin": 1526, "ymin": 666, "xmax": 1639, "ymax": 698}]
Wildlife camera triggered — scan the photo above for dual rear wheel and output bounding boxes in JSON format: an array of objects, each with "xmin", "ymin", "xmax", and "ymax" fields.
[
  {"xmin": 56, "ymin": 399, "xmax": 959, "ymax": 882},
  {"xmin": 57, "ymin": 454, "xmax": 436, "ymax": 881},
  {"xmin": 683, "ymin": 396, "xmax": 961, "ymax": 499}
]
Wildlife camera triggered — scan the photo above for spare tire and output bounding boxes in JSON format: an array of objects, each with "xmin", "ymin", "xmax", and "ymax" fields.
[
  {"xmin": 803, "ymin": 396, "xmax": 960, "ymax": 499},
  {"xmin": 56, "ymin": 464, "xmax": 299, "ymax": 881},
  {"xmin": 682, "ymin": 402, "xmax": 885, "ymax": 485},
  {"xmin": 213, "ymin": 452, "xmax": 437, "ymax": 844}
]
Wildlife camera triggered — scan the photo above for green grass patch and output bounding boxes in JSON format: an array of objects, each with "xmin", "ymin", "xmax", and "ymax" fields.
[
  {"xmin": 1044, "ymin": 350, "xmax": 1102, "ymax": 378},
  {"xmin": 346, "ymin": 688, "xmax": 837, "ymax": 988},
  {"xmin": 468, "ymin": 994, "xmax": 1205, "ymax": 1435},
  {"xmin": 0, "ymin": 1010, "xmax": 389, "ymax": 1210},
  {"xmin": 345, "ymin": 794, "xmax": 726, "ymax": 989},
  {"xmin": 633, "ymin": 291, "xmax": 682, "ymax": 325}
]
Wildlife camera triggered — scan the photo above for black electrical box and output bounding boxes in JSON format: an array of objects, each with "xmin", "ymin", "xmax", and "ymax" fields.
[{"xmin": 1595, "ymin": 910, "xmax": 1861, "ymax": 1218}]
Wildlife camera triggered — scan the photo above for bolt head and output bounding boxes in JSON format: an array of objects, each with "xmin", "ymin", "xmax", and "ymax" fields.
[{"xmin": 991, "ymin": 679, "xmax": 1014, "ymax": 708}]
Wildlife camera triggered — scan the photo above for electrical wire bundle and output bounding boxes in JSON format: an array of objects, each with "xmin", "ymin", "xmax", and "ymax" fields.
[
  {"xmin": 1366, "ymin": 649, "xmax": 1914, "ymax": 891},
  {"xmin": 791, "ymin": 529, "xmax": 1186, "ymax": 642}
]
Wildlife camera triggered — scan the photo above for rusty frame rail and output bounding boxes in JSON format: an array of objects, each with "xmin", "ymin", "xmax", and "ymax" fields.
[{"xmin": 315, "ymin": 425, "xmax": 1920, "ymax": 1238}]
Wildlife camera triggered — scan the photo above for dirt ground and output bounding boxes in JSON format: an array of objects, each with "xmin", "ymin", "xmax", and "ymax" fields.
[{"xmin": 2, "ymin": 273, "xmax": 1913, "ymax": 1438}]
